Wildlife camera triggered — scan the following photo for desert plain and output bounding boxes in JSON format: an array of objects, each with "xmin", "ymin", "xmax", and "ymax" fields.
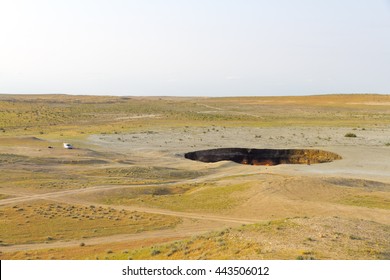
[{"xmin": 0, "ymin": 93, "xmax": 389, "ymax": 260}]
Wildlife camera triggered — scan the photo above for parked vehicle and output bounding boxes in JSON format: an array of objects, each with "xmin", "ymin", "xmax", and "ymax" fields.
[{"xmin": 63, "ymin": 143, "xmax": 73, "ymax": 149}]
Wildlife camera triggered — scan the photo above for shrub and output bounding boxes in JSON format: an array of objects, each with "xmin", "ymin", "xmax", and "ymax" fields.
[
  {"xmin": 345, "ymin": 133, "xmax": 357, "ymax": 138},
  {"xmin": 349, "ymin": 235, "xmax": 362, "ymax": 240},
  {"xmin": 151, "ymin": 249, "xmax": 161, "ymax": 256}
]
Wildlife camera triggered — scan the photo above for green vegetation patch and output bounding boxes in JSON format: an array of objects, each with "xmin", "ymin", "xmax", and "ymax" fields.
[
  {"xmin": 338, "ymin": 195, "xmax": 390, "ymax": 210},
  {"xmin": 98, "ymin": 182, "xmax": 252, "ymax": 213},
  {"xmin": 244, "ymin": 219, "xmax": 300, "ymax": 232}
]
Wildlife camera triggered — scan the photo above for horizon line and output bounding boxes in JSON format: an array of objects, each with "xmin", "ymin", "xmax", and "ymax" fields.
[{"xmin": 0, "ymin": 92, "xmax": 389, "ymax": 98}]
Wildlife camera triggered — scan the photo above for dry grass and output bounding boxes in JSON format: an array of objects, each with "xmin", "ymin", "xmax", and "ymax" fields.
[
  {"xmin": 15, "ymin": 216, "xmax": 385, "ymax": 260},
  {"xmin": 0, "ymin": 201, "xmax": 180, "ymax": 245},
  {"xmin": 81, "ymin": 166, "xmax": 206, "ymax": 184},
  {"xmin": 2, "ymin": 217, "xmax": 389, "ymax": 260},
  {"xmin": 1, "ymin": 94, "xmax": 390, "ymax": 138},
  {"xmin": 122, "ymin": 217, "xmax": 389, "ymax": 260},
  {"xmin": 0, "ymin": 236, "xmax": 181, "ymax": 260}
]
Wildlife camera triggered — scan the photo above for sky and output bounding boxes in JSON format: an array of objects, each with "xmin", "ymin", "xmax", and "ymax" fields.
[{"xmin": 0, "ymin": 0, "xmax": 389, "ymax": 97}]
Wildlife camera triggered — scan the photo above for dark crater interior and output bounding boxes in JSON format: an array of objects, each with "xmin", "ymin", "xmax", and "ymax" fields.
[{"xmin": 184, "ymin": 148, "xmax": 342, "ymax": 166}]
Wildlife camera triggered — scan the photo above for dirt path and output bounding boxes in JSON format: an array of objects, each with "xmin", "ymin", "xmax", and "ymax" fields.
[
  {"xmin": 0, "ymin": 179, "xmax": 263, "ymax": 254},
  {"xmin": 0, "ymin": 185, "xmax": 262, "ymax": 224},
  {"xmin": 0, "ymin": 162, "xmax": 266, "ymax": 254},
  {"xmin": 1, "ymin": 183, "xmax": 259, "ymax": 253},
  {"xmin": 0, "ymin": 184, "xmax": 179, "ymax": 206},
  {"xmin": 52, "ymin": 195, "xmax": 262, "ymax": 224},
  {"xmin": 0, "ymin": 220, "xmax": 228, "ymax": 253}
]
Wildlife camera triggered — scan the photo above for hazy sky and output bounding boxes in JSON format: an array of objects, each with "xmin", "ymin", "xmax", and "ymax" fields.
[{"xmin": 0, "ymin": 0, "xmax": 389, "ymax": 96}]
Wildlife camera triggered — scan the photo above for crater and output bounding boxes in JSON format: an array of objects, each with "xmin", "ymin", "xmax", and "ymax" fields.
[{"xmin": 184, "ymin": 148, "xmax": 342, "ymax": 166}]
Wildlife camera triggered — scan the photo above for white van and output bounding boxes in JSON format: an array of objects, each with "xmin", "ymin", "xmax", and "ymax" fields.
[{"xmin": 63, "ymin": 143, "xmax": 73, "ymax": 149}]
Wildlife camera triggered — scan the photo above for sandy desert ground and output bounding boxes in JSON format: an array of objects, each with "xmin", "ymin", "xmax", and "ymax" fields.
[{"xmin": 0, "ymin": 94, "xmax": 389, "ymax": 259}]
